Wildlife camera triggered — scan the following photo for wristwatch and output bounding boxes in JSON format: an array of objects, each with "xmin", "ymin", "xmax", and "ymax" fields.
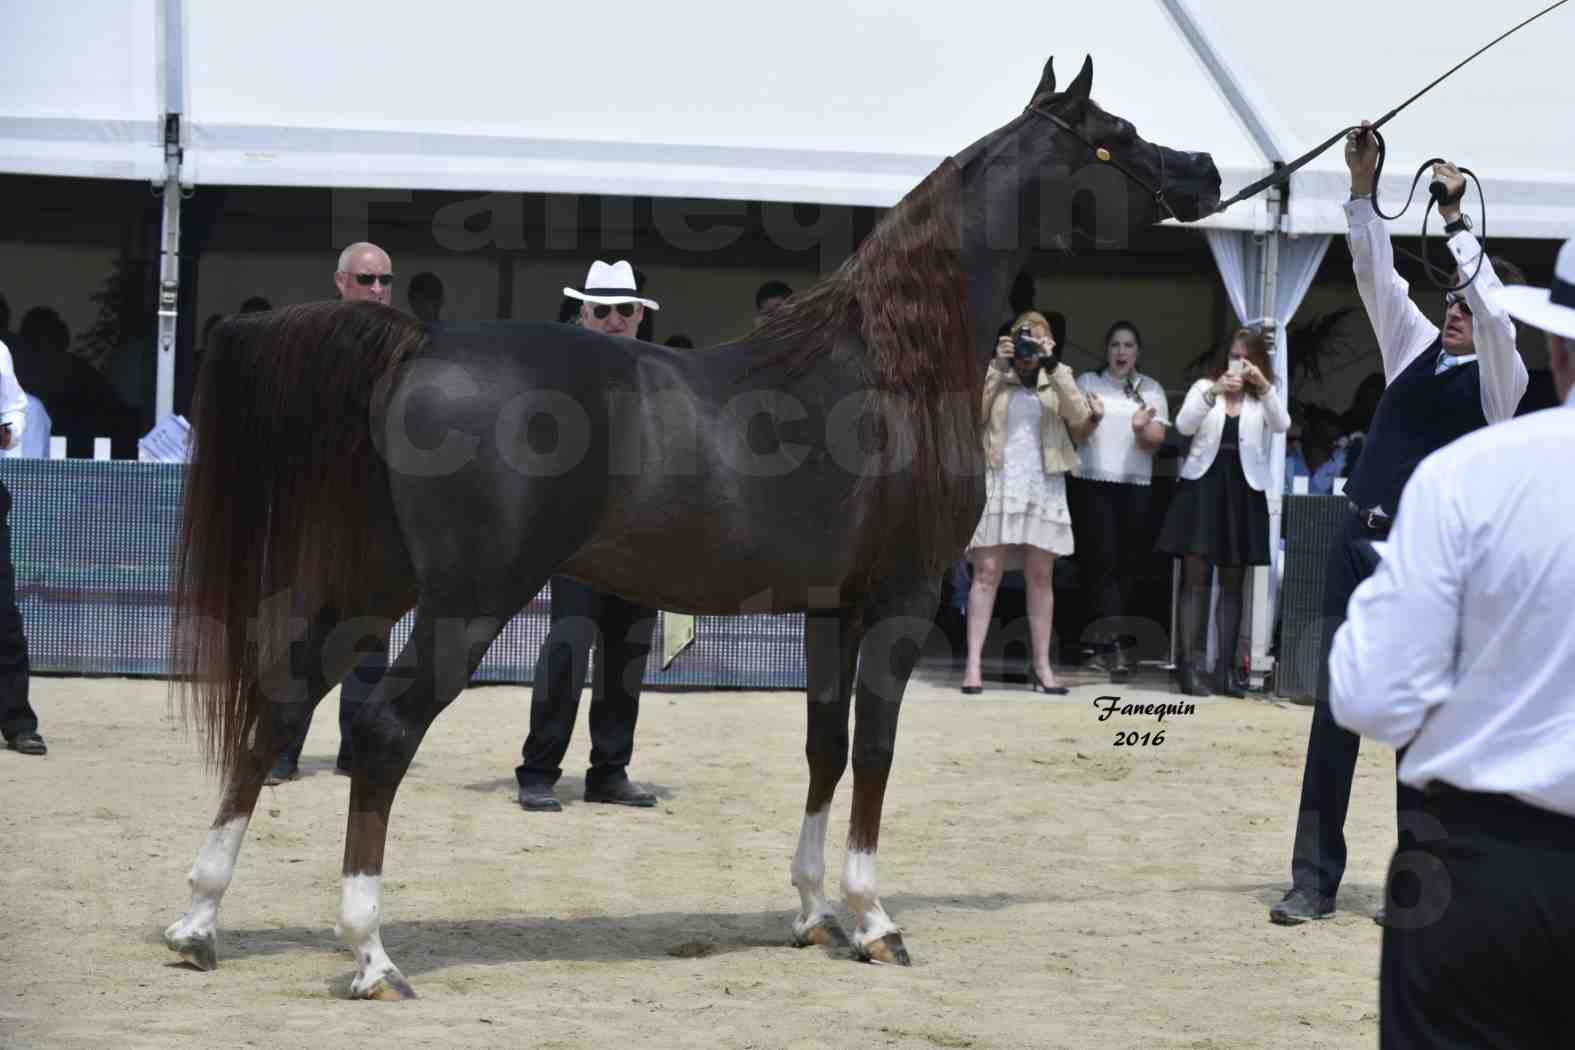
[{"xmin": 1443, "ymin": 213, "xmax": 1473, "ymax": 235}]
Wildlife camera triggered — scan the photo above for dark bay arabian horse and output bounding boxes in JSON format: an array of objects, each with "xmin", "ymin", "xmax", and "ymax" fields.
[{"xmin": 164, "ymin": 55, "xmax": 1219, "ymax": 999}]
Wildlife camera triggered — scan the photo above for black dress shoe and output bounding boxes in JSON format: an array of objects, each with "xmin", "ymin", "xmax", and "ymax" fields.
[
  {"xmin": 517, "ymin": 784, "xmax": 562, "ymax": 812},
  {"xmin": 1108, "ymin": 643, "xmax": 1132, "ymax": 684},
  {"xmin": 1269, "ymin": 887, "xmax": 1335, "ymax": 925},
  {"xmin": 5, "ymin": 731, "xmax": 46, "ymax": 756},
  {"xmin": 1215, "ymin": 667, "xmax": 1246, "ymax": 699},
  {"xmin": 584, "ymin": 779, "xmax": 657, "ymax": 807}
]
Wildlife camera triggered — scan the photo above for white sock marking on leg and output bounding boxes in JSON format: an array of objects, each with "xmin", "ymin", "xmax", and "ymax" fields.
[
  {"xmin": 791, "ymin": 809, "xmax": 833, "ymax": 932},
  {"xmin": 843, "ymin": 848, "xmax": 898, "ymax": 944}
]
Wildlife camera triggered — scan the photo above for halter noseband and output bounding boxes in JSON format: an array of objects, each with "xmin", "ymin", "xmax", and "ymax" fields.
[{"xmin": 1023, "ymin": 104, "xmax": 1178, "ymax": 223}]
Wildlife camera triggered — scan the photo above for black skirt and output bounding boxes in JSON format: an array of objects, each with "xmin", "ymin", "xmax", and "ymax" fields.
[{"xmin": 1156, "ymin": 417, "xmax": 1271, "ymax": 567}]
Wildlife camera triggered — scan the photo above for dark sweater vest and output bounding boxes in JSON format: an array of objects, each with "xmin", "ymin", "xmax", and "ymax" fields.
[{"xmin": 1345, "ymin": 338, "xmax": 1486, "ymax": 514}]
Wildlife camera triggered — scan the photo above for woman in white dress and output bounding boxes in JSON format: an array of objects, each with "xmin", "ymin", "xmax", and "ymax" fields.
[{"xmin": 962, "ymin": 310, "xmax": 1092, "ymax": 695}]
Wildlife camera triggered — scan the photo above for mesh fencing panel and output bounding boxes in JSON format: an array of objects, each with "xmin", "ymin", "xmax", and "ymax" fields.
[{"xmin": 3, "ymin": 459, "xmax": 805, "ymax": 687}]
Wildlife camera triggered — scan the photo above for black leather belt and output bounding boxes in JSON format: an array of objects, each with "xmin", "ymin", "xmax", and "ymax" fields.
[{"xmin": 1348, "ymin": 501, "xmax": 1392, "ymax": 536}]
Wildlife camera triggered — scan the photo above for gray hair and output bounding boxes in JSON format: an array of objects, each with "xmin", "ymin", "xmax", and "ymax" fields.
[{"xmin": 337, "ymin": 242, "xmax": 390, "ymax": 272}]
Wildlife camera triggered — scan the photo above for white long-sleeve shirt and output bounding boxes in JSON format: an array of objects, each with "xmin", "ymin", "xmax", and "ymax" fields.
[
  {"xmin": 0, "ymin": 339, "xmax": 28, "ymax": 450},
  {"xmin": 1330, "ymin": 391, "xmax": 1575, "ymax": 819},
  {"xmin": 1345, "ymin": 198, "xmax": 1526, "ymax": 422}
]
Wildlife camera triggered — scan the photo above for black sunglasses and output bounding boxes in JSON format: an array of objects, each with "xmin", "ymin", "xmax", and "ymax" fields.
[
  {"xmin": 591, "ymin": 302, "xmax": 638, "ymax": 319},
  {"xmin": 1444, "ymin": 291, "xmax": 1473, "ymax": 317},
  {"xmin": 353, "ymin": 273, "xmax": 395, "ymax": 287}
]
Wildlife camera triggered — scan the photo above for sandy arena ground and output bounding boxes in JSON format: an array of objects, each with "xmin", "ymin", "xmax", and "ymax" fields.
[{"xmin": 0, "ymin": 669, "xmax": 1401, "ymax": 1049}]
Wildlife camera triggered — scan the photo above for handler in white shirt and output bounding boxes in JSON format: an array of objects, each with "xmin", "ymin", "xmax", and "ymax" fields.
[
  {"xmin": 1271, "ymin": 126, "xmax": 1530, "ymax": 928},
  {"xmin": 0, "ymin": 338, "xmax": 42, "ymax": 755},
  {"xmin": 1330, "ymin": 237, "xmax": 1575, "ymax": 1050}
]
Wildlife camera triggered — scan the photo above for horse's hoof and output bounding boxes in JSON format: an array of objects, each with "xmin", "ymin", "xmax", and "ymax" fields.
[
  {"xmin": 792, "ymin": 917, "xmax": 851, "ymax": 951},
  {"xmin": 857, "ymin": 931, "xmax": 911, "ymax": 966},
  {"xmin": 354, "ymin": 970, "xmax": 417, "ymax": 1001},
  {"xmin": 163, "ymin": 925, "xmax": 217, "ymax": 971}
]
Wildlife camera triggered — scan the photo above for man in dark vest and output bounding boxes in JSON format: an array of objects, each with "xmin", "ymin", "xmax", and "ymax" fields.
[{"xmin": 1270, "ymin": 122, "xmax": 1529, "ymax": 925}]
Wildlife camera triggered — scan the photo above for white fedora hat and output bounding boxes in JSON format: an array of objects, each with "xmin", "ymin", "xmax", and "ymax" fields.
[
  {"xmin": 1492, "ymin": 238, "xmax": 1575, "ymax": 341},
  {"xmin": 563, "ymin": 259, "xmax": 660, "ymax": 310}
]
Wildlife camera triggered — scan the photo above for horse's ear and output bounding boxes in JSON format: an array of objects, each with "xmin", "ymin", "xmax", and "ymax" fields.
[
  {"xmin": 1031, "ymin": 56, "xmax": 1055, "ymax": 100},
  {"xmin": 1067, "ymin": 55, "xmax": 1094, "ymax": 101}
]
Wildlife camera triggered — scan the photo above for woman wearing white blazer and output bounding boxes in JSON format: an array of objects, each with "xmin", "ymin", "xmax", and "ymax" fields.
[{"xmin": 1157, "ymin": 327, "xmax": 1290, "ymax": 697}]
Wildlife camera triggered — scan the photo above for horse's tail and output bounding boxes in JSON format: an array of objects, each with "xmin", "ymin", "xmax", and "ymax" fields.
[{"xmin": 173, "ymin": 301, "xmax": 428, "ymax": 782}]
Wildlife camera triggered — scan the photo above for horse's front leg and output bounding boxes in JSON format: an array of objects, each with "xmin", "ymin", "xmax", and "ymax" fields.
[
  {"xmin": 791, "ymin": 606, "xmax": 860, "ymax": 951},
  {"xmin": 337, "ymin": 605, "xmax": 505, "ymax": 1000},
  {"xmin": 843, "ymin": 591, "xmax": 937, "ymax": 965}
]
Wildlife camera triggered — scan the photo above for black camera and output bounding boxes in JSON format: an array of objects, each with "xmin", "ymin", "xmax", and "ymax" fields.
[
  {"xmin": 1013, "ymin": 327, "xmax": 1041, "ymax": 361},
  {"xmin": 1013, "ymin": 326, "xmax": 1058, "ymax": 369}
]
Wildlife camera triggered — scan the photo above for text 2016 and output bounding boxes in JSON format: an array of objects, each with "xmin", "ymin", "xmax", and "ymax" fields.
[{"xmin": 1113, "ymin": 730, "xmax": 1165, "ymax": 747}]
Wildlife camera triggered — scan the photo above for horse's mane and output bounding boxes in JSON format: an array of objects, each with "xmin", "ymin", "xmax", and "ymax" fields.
[{"xmin": 750, "ymin": 160, "xmax": 983, "ymax": 578}]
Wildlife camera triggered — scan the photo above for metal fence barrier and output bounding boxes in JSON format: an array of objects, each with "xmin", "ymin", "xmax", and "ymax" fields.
[{"xmin": 3, "ymin": 459, "xmax": 805, "ymax": 687}]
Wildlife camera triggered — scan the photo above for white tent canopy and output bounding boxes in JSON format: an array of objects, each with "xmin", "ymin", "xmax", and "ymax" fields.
[
  {"xmin": 176, "ymin": 0, "xmax": 1272, "ymax": 222},
  {"xmin": 0, "ymin": 0, "xmax": 164, "ymax": 182}
]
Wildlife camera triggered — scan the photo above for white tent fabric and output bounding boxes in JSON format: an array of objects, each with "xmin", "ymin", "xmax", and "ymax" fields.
[
  {"xmin": 1182, "ymin": 1, "xmax": 1575, "ymax": 239},
  {"xmin": 176, "ymin": 0, "xmax": 1271, "ymax": 223},
  {"xmin": 0, "ymin": 0, "xmax": 165, "ymax": 181}
]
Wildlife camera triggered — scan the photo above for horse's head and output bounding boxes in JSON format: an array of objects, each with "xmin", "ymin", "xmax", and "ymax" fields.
[{"xmin": 1022, "ymin": 55, "xmax": 1221, "ymax": 226}]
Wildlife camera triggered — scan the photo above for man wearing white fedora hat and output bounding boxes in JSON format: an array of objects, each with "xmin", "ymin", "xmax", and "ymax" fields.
[
  {"xmin": 515, "ymin": 259, "xmax": 662, "ymax": 812},
  {"xmin": 1327, "ymin": 238, "xmax": 1575, "ymax": 1047}
]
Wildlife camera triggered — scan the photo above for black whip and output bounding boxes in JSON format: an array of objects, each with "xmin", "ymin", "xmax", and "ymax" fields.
[{"xmin": 1213, "ymin": 0, "xmax": 1571, "ymax": 216}]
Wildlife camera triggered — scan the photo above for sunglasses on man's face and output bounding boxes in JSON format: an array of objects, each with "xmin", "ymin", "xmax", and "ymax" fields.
[
  {"xmin": 353, "ymin": 273, "xmax": 395, "ymax": 287},
  {"xmin": 591, "ymin": 302, "xmax": 638, "ymax": 319},
  {"xmin": 1444, "ymin": 291, "xmax": 1473, "ymax": 317}
]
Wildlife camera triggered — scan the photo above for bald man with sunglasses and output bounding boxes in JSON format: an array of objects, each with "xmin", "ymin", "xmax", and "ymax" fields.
[
  {"xmin": 515, "ymin": 260, "xmax": 662, "ymax": 812},
  {"xmin": 265, "ymin": 241, "xmax": 398, "ymax": 785},
  {"xmin": 334, "ymin": 242, "xmax": 395, "ymax": 305}
]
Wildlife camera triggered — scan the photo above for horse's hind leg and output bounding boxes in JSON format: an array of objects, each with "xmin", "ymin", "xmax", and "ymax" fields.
[
  {"xmin": 336, "ymin": 597, "xmax": 516, "ymax": 1001},
  {"xmin": 842, "ymin": 586, "xmax": 939, "ymax": 966},
  {"xmin": 164, "ymin": 608, "xmax": 357, "ymax": 970},
  {"xmin": 791, "ymin": 605, "xmax": 860, "ymax": 951}
]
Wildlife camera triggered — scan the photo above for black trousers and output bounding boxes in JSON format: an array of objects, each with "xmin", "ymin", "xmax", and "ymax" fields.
[
  {"xmin": 0, "ymin": 481, "xmax": 35, "ymax": 741},
  {"xmin": 282, "ymin": 631, "xmax": 388, "ymax": 767},
  {"xmin": 1289, "ymin": 507, "xmax": 1426, "ymax": 896},
  {"xmin": 1077, "ymin": 479, "xmax": 1152, "ymax": 640},
  {"xmin": 1380, "ymin": 786, "xmax": 1575, "ymax": 1048},
  {"xmin": 516, "ymin": 576, "xmax": 655, "ymax": 790}
]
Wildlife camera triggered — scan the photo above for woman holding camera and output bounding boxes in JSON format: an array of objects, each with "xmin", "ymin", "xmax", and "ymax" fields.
[
  {"xmin": 961, "ymin": 310, "xmax": 1092, "ymax": 695},
  {"xmin": 1072, "ymin": 321, "xmax": 1171, "ymax": 683},
  {"xmin": 1157, "ymin": 327, "xmax": 1289, "ymax": 697}
]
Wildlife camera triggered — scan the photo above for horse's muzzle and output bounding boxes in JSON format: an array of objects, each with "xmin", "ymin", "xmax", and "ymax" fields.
[{"xmin": 1158, "ymin": 148, "xmax": 1222, "ymax": 222}]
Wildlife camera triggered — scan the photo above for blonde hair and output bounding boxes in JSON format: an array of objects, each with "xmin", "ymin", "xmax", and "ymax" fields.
[{"xmin": 1011, "ymin": 310, "xmax": 1051, "ymax": 339}]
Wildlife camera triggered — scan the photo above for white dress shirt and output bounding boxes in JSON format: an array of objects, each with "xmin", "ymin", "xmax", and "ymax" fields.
[
  {"xmin": 1346, "ymin": 198, "xmax": 1526, "ymax": 421},
  {"xmin": 0, "ymin": 339, "xmax": 28, "ymax": 453},
  {"xmin": 16, "ymin": 395, "xmax": 50, "ymax": 459},
  {"xmin": 1330, "ymin": 392, "xmax": 1575, "ymax": 819},
  {"xmin": 1173, "ymin": 379, "xmax": 1291, "ymax": 491}
]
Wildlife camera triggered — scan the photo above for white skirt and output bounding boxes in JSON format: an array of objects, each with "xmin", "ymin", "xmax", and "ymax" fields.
[{"xmin": 966, "ymin": 463, "xmax": 1075, "ymax": 569}]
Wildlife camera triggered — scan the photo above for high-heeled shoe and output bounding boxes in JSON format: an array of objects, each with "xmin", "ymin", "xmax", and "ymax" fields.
[
  {"xmin": 960, "ymin": 684, "xmax": 983, "ymax": 696},
  {"xmin": 1030, "ymin": 669, "xmax": 1069, "ymax": 696}
]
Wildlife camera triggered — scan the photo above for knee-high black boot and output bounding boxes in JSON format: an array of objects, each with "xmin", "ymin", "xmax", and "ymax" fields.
[
  {"xmin": 1215, "ymin": 576, "xmax": 1246, "ymax": 698},
  {"xmin": 1176, "ymin": 588, "xmax": 1212, "ymax": 697}
]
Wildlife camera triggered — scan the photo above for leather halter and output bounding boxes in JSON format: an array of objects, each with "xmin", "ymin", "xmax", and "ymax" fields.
[{"xmin": 1022, "ymin": 104, "xmax": 1178, "ymax": 223}]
